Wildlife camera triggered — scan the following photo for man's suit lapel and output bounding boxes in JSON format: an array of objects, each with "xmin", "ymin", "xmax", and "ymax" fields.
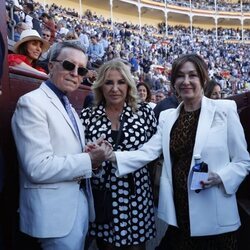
[
  {"xmin": 73, "ymin": 108, "xmax": 86, "ymax": 147},
  {"xmin": 40, "ymin": 83, "xmax": 82, "ymax": 141}
]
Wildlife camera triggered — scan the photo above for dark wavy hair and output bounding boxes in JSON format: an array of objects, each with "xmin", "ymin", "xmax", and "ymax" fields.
[
  {"xmin": 18, "ymin": 41, "xmax": 41, "ymax": 68},
  {"xmin": 137, "ymin": 82, "xmax": 151, "ymax": 103},
  {"xmin": 204, "ymin": 79, "xmax": 221, "ymax": 98},
  {"xmin": 170, "ymin": 54, "xmax": 209, "ymax": 89}
]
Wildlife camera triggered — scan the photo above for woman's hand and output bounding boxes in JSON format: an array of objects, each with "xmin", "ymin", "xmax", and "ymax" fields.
[
  {"xmin": 84, "ymin": 136, "xmax": 114, "ymax": 171},
  {"xmin": 84, "ymin": 136, "xmax": 105, "ymax": 152},
  {"xmin": 84, "ymin": 136, "xmax": 113, "ymax": 153},
  {"xmin": 201, "ymin": 172, "xmax": 222, "ymax": 189}
]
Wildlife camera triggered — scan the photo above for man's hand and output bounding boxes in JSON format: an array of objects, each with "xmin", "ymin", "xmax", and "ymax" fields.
[
  {"xmin": 87, "ymin": 138, "xmax": 113, "ymax": 170},
  {"xmin": 84, "ymin": 136, "xmax": 105, "ymax": 153}
]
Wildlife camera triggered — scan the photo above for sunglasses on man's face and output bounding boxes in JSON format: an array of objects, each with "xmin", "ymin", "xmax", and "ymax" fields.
[
  {"xmin": 53, "ymin": 60, "xmax": 88, "ymax": 76},
  {"xmin": 42, "ymin": 33, "xmax": 50, "ymax": 37}
]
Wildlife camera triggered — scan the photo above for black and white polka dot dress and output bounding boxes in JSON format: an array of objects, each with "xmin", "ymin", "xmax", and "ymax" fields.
[{"xmin": 80, "ymin": 102, "xmax": 157, "ymax": 247}]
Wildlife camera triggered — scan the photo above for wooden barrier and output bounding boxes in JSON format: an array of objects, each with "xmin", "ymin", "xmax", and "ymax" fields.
[{"xmin": 228, "ymin": 92, "xmax": 250, "ymax": 249}]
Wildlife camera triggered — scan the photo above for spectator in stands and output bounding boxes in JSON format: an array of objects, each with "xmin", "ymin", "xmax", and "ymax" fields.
[
  {"xmin": 65, "ymin": 30, "xmax": 78, "ymax": 41},
  {"xmin": 153, "ymin": 92, "xmax": 180, "ymax": 120},
  {"xmin": 12, "ymin": 0, "xmax": 22, "ymax": 24},
  {"xmin": 23, "ymin": 3, "xmax": 42, "ymax": 35},
  {"xmin": 41, "ymin": 28, "xmax": 52, "ymax": 43},
  {"xmin": 80, "ymin": 59, "xmax": 157, "ymax": 250},
  {"xmin": 11, "ymin": 41, "xmax": 111, "ymax": 250},
  {"xmin": 155, "ymin": 90, "xmax": 166, "ymax": 103},
  {"xmin": 129, "ymin": 52, "xmax": 139, "ymax": 73},
  {"xmin": 8, "ymin": 29, "xmax": 50, "ymax": 75},
  {"xmin": 88, "ymin": 34, "xmax": 104, "ymax": 63},
  {"xmin": 109, "ymin": 54, "xmax": 250, "ymax": 250},
  {"xmin": 41, "ymin": 13, "xmax": 56, "ymax": 44},
  {"xmin": 137, "ymin": 82, "xmax": 156, "ymax": 109},
  {"xmin": 151, "ymin": 91, "xmax": 156, "ymax": 103},
  {"xmin": 63, "ymin": 30, "xmax": 89, "ymax": 54},
  {"xmin": 204, "ymin": 79, "xmax": 222, "ymax": 99},
  {"xmin": 38, "ymin": 28, "xmax": 53, "ymax": 70},
  {"xmin": 139, "ymin": 55, "xmax": 152, "ymax": 74},
  {"xmin": 22, "ymin": 3, "xmax": 34, "ymax": 29},
  {"xmin": 82, "ymin": 59, "xmax": 103, "ymax": 109},
  {"xmin": 14, "ymin": 22, "xmax": 29, "ymax": 42},
  {"xmin": 75, "ymin": 25, "xmax": 89, "ymax": 51},
  {"xmin": 57, "ymin": 20, "xmax": 69, "ymax": 36},
  {"xmin": 99, "ymin": 33, "xmax": 109, "ymax": 51}
]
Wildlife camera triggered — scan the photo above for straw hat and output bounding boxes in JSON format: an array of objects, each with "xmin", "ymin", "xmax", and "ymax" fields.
[{"xmin": 13, "ymin": 29, "xmax": 50, "ymax": 54}]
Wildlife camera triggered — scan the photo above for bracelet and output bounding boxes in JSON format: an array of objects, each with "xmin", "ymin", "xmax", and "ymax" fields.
[{"xmin": 92, "ymin": 165, "xmax": 99, "ymax": 171}]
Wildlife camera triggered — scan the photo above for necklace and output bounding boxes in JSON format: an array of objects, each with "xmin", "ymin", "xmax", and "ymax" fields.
[{"xmin": 182, "ymin": 107, "xmax": 201, "ymax": 120}]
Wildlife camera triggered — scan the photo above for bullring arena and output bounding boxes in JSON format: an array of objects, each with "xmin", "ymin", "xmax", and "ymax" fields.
[{"xmin": 6, "ymin": 0, "xmax": 250, "ymax": 96}]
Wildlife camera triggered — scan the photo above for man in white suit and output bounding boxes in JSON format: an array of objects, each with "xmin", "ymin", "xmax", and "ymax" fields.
[{"xmin": 11, "ymin": 42, "xmax": 110, "ymax": 250}]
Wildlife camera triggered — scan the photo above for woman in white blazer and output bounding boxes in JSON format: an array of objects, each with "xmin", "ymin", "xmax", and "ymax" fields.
[{"xmin": 111, "ymin": 54, "xmax": 250, "ymax": 249}]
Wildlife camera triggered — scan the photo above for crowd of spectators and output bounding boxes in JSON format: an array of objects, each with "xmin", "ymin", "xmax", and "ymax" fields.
[
  {"xmin": 153, "ymin": 0, "xmax": 250, "ymax": 11},
  {"xmin": 6, "ymin": 0, "xmax": 250, "ymax": 99}
]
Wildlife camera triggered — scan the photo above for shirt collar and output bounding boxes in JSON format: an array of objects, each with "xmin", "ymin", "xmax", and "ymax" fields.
[{"xmin": 45, "ymin": 79, "xmax": 65, "ymax": 104}]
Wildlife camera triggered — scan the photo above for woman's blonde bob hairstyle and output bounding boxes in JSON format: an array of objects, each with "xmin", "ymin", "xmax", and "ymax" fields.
[{"xmin": 92, "ymin": 58, "xmax": 139, "ymax": 111}]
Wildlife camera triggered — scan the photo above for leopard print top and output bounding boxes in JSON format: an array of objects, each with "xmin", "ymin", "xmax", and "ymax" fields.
[
  {"xmin": 170, "ymin": 106, "xmax": 201, "ymax": 235},
  {"xmin": 168, "ymin": 106, "xmax": 237, "ymax": 249}
]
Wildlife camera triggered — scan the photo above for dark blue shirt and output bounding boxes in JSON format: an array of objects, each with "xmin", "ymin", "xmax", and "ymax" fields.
[{"xmin": 45, "ymin": 80, "xmax": 65, "ymax": 106}]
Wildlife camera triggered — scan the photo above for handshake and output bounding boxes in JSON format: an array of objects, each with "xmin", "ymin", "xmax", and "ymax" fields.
[{"xmin": 84, "ymin": 136, "xmax": 115, "ymax": 171}]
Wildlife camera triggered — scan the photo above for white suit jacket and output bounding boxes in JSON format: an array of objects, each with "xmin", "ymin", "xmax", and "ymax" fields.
[
  {"xmin": 11, "ymin": 83, "xmax": 94, "ymax": 238},
  {"xmin": 115, "ymin": 96, "xmax": 250, "ymax": 236}
]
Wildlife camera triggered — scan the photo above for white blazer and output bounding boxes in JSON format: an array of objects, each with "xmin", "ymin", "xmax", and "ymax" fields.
[
  {"xmin": 115, "ymin": 96, "xmax": 250, "ymax": 236},
  {"xmin": 11, "ymin": 83, "xmax": 94, "ymax": 238}
]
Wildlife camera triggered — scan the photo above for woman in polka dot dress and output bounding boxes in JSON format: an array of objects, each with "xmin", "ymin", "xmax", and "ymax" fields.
[{"xmin": 80, "ymin": 59, "xmax": 157, "ymax": 250}]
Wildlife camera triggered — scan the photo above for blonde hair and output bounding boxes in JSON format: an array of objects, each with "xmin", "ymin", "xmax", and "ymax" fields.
[
  {"xmin": 64, "ymin": 30, "xmax": 78, "ymax": 40},
  {"xmin": 92, "ymin": 59, "xmax": 139, "ymax": 111}
]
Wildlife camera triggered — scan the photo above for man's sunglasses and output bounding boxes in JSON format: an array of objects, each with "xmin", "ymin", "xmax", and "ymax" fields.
[{"xmin": 53, "ymin": 60, "xmax": 88, "ymax": 76}]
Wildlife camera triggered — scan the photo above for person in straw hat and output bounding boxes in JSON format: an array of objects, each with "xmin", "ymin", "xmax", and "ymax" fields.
[{"xmin": 8, "ymin": 29, "xmax": 50, "ymax": 75}]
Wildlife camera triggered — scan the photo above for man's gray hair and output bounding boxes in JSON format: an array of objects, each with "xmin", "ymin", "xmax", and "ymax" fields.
[{"xmin": 49, "ymin": 42, "xmax": 86, "ymax": 62}]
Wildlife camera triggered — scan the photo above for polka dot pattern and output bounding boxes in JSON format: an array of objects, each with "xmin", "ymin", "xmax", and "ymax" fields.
[{"xmin": 80, "ymin": 102, "xmax": 157, "ymax": 247}]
